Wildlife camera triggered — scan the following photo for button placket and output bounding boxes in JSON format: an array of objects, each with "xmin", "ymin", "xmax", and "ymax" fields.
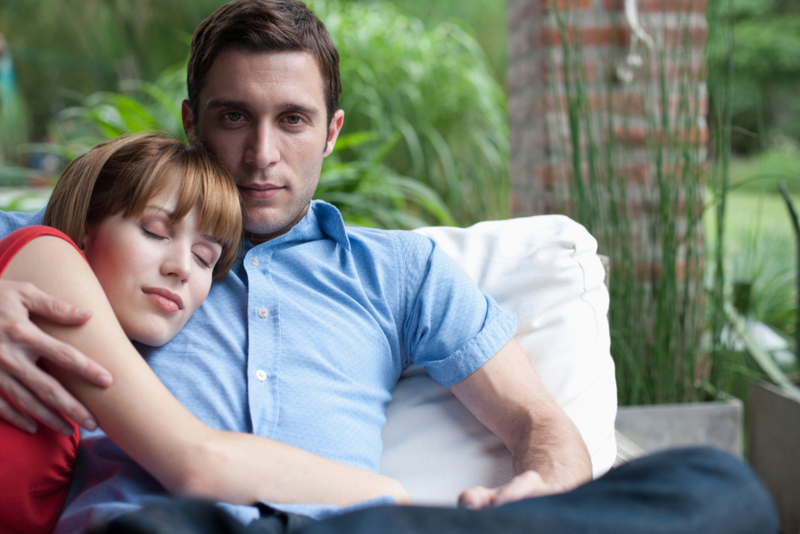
[{"xmin": 245, "ymin": 247, "xmax": 280, "ymax": 434}]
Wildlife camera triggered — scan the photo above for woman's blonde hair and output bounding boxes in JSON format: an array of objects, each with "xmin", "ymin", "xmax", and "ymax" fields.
[{"xmin": 44, "ymin": 134, "xmax": 242, "ymax": 280}]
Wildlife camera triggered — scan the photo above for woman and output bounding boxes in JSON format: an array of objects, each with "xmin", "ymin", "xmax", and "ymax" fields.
[{"xmin": 0, "ymin": 134, "xmax": 409, "ymax": 534}]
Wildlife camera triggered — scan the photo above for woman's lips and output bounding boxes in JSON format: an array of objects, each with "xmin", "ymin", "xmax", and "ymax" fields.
[{"xmin": 143, "ymin": 288, "xmax": 184, "ymax": 313}]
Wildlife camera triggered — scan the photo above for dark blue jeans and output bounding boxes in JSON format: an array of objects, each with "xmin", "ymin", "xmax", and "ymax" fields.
[{"xmin": 89, "ymin": 447, "xmax": 779, "ymax": 534}]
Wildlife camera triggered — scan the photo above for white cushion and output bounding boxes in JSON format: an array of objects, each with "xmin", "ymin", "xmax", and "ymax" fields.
[{"xmin": 379, "ymin": 215, "xmax": 617, "ymax": 506}]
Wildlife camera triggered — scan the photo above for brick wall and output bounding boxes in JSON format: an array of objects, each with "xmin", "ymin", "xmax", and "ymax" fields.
[
  {"xmin": 508, "ymin": 0, "xmax": 707, "ymax": 221},
  {"xmin": 508, "ymin": 0, "xmax": 710, "ymax": 402}
]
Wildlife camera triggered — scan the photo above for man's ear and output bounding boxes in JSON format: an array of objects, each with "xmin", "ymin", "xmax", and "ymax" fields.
[
  {"xmin": 323, "ymin": 109, "xmax": 345, "ymax": 157},
  {"xmin": 181, "ymin": 100, "xmax": 196, "ymax": 138}
]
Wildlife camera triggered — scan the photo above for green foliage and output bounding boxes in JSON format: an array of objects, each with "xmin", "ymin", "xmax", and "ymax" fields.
[
  {"xmin": 359, "ymin": 0, "xmax": 508, "ymax": 84},
  {"xmin": 729, "ymin": 149, "xmax": 800, "ymax": 194},
  {"xmin": 315, "ymin": 0, "xmax": 509, "ymax": 225},
  {"xmin": 0, "ymin": 0, "xmax": 227, "ymax": 140},
  {"xmin": 0, "ymin": 51, "xmax": 28, "ymax": 165},
  {"xmin": 721, "ymin": 195, "xmax": 797, "ymax": 334},
  {"xmin": 706, "ymin": 0, "xmax": 800, "ymax": 154}
]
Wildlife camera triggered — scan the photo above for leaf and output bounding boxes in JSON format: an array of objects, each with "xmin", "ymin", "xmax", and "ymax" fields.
[{"xmin": 724, "ymin": 301, "xmax": 800, "ymax": 396}]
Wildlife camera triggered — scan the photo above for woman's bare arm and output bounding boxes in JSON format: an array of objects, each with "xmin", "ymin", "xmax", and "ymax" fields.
[{"xmin": 2, "ymin": 236, "xmax": 410, "ymax": 506}]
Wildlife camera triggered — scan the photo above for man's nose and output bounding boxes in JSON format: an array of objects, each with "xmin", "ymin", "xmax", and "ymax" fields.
[{"xmin": 244, "ymin": 123, "xmax": 280, "ymax": 169}]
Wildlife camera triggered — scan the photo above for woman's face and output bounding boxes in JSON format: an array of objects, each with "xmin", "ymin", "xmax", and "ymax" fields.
[{"xmin": 82, "ymin": 182, "xmax": 223, "ymax": 346}]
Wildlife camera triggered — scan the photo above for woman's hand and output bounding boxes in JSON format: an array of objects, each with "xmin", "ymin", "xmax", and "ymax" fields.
[{"xmin": 0, "ymin": 279, "xmax": 112, "ymax": 434}]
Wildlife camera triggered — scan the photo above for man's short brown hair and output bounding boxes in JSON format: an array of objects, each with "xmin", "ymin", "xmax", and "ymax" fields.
[{"xmin": 187, "ymin": 0, "xmax": 341, "ymax": 126}]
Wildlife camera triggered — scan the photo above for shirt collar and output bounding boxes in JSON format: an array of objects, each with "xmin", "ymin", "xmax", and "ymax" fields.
[{"xmin": 244, "ymin": 200, "xmax": 351, "ymax": 252}]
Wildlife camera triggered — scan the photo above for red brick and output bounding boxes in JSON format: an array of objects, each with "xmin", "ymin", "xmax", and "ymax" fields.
[
  {"xmin": 543, "ymin": 58, "xmax": 600, "ymax": 83},
  {"xmin": 614, "ymin": 126, "xmax": 648, "ymax": 147},
  {"xmin": 664, "ymin": 27, "xmax": 708, "ymax": 48},
  {"xmin": 603, "ymin": 0, "xmax": 706, "ymax": 12},
  {"xmin": 544, "ymin": 92, "xmax": 647, "ymax": 115},
  {"xmin": 543, "ymin": 0, "xmax": 593, "ymax": 12},
  {"xmin": 539, "ymin": 25, "xmax": 620, "ymax": 47}
]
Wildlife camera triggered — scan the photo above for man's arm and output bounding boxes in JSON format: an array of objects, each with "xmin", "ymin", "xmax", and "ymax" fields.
[
  {"xmin": 0, "ymin": 279, "xmax": 112, "ymax": 434},
  {"xmin": 450, "ymin": 338, "xmax": 592, "ymax": 508}
]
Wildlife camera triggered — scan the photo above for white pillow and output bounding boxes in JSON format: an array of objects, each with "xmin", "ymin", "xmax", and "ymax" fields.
[{"xmin": 379, "ymin": 215, "xmax": 617, "ymax": 506}]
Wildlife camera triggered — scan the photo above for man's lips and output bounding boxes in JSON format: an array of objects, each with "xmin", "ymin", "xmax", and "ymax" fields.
[
  {"xmin": 143, "ymin": 288, "xmax": 184, "ymax": 313},
  {"xmin": 238, "ymin": 184, "xmax": 285, "ymax": 201}
]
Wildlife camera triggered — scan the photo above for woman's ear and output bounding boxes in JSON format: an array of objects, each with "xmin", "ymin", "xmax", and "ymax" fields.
[{"xmin": 80, "ymin": 225, "xmax": 97, "ymax": 252}]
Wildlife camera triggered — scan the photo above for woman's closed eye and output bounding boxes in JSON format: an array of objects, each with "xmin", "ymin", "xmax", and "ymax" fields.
[
  {"xmin": 193, "ymin": 253, "xmax": 212, "ymax": 269},
  {"xmin": 192, "ymin": 243, "xmax": 221, "ymax": 270},
  {"xmin": 141, "ymin": 227, "xmax": 166, "ymax": 241}
]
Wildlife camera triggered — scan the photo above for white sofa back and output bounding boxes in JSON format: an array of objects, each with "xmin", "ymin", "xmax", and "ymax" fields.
[{"xmin": 379, "ymin": 215, "xmax": 617, "ymax": 506}]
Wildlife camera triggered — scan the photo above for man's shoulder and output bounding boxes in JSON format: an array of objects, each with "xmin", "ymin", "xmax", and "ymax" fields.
[
  {"xmin": 0, "ymin": 209, "xmax": 45, "ymax": 238},
  {"xmin": 345, "ymin": 226, "xmax": 434, "ymax": 248},
  {"xmin": 344, "ymin": 226, "xmax": 437, "ymax": 266}
]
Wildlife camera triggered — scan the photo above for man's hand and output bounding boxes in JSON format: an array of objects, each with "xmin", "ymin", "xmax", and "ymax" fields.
[
  {"xmin": 0, "ymin": 279, "xmax": 111, "ymax": 434},
  {"xmin": 450, "ymin": 339, "xmax": 592, "ymax": 501},
  {"xmin": 458, "ymin": 470, "xmax": 563, "ymax": 510}
]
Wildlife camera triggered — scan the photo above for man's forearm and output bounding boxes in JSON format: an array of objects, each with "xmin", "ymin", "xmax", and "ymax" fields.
[
  {"xmin": 451, "ymin": 339, "xmax": 592, "ymax": 493},
  {"xmin": 508, "ymin": 400, "xmax": 592, "ymax": 490}
]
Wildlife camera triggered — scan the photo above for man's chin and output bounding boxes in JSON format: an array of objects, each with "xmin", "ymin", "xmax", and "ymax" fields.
[
  {"xmin": 243, "ymin": 217, "xmax": 295, "ymax": 244},
  {"xmin": 242, "ymin": 202, "xmax": 311, "ymax": 244}
]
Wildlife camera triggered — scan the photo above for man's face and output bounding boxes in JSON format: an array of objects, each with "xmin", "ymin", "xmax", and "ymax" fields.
[{"xmin": 183, "ymin": 49, "xmax": 344, "ymax": 243}]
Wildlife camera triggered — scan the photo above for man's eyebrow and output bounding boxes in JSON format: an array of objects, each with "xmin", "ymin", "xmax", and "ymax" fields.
[
  {"xmin": 275, "ymin": 103, "xmax": 319, "ymax": 119},
  {"xmin": 205, "ymin": 99, "xmax": 251, "ymax": 111}
]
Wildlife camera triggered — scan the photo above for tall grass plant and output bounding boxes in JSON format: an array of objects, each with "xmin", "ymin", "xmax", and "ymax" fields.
[{"xmin": 548, "ymin": 3, "xmax": 708, "ymax": 405}]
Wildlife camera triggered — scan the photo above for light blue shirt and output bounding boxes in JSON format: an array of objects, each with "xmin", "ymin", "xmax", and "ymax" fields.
[{"xmin": 0, "ymin": 201, "xmax": 516, "ymax": 531}]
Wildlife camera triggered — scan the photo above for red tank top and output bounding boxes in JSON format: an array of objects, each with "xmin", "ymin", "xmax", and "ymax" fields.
[{"xmin": 0, "ymin": 226, "xmax": 83, "ymax": 534}]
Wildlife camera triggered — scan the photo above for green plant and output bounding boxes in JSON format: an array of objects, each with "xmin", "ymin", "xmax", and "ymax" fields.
[
  {"xmin": 547, "ymin": 4, "xmax": 709, "ymax": 405},
  {"xmin": 0, "ymin": 50, "xmax": 28, "ymax": 166},
  {"xmin": 315, "ymin": 0, "xmax": 509, "ymax": 226}
]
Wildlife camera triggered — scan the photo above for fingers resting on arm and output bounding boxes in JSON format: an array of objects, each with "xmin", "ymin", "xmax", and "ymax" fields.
[
  {"xmin": 458, "ymin": 470, "xmax": 563, "ymax": 510},
  {"xmin": 0, "ymin": 279, "xmax": 112, "ymax": 434}
]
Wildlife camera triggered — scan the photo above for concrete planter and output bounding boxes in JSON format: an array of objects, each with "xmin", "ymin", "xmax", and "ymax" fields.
[
  {"xmin": 748, "ymin": 380, "xmax": 800, "ymax": 534},
  {"xmin": 615, "ymin": 399, "xmax": 743, "ymax": 458}
]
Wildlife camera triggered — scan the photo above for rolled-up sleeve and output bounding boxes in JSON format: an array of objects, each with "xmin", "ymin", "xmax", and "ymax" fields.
[{"xmin": 399, "ymin": 233, "xmax": 517, "ymax": 386}]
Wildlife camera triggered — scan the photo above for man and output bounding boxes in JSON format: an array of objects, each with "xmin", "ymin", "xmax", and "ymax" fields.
[{"xmin": 0, "ymin": 1, "xmax": 779, "ymax": 532}]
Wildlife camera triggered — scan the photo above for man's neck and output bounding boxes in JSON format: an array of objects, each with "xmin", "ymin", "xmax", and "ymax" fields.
[{"xmin": 244, "ymin": 203, "xmax": 311, "ymax": 246}]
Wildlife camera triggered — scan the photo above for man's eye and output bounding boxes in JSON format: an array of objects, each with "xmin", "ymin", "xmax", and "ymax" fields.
[
  {"xmin": 285, "ymin": 114, "xmax": 302, "ymax": 125},
  {"xmin": 224, "ymin": 112, "xmax": 244, "ymax": 122}
]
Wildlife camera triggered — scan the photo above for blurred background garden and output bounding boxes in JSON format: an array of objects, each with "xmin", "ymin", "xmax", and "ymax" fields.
[{"xmin": 0, "ymin": 0, "xmax": 799, "ymax": 406}]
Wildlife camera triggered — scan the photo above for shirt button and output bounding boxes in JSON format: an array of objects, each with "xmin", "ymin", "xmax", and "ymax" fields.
[
  {"xmin": 258, "ymin": 306, "xmax": 270, "ymax": 318},
  {"xmin": 255, "ymin": 370, "xmax": 267, "ymax": 382},
  {"xmin": 251, "ymin": 257, "xmax": 260, "ymax": 267}
]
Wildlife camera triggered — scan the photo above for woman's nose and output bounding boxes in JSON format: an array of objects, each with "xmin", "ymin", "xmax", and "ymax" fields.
[{"xmin": 161, "ymin": 246, "xmax": 192, "ymax": 282}]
